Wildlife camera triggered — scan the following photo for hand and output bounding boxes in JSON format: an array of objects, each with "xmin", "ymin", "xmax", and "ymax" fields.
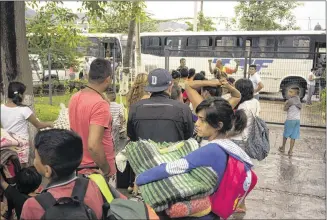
[{"xmin": 220, "ymin": 79, "xmax": 229, "ymax": 87}]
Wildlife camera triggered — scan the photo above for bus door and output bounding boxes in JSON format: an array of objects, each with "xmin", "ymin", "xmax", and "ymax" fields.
[{"xmin": 313, "ymin": 41, "xmax": 326, "ymax": 89}]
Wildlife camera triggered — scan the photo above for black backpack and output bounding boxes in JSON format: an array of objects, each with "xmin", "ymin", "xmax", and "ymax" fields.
[{"xmin": 35, "ymin": 178, "xmax": 98, "ymax": 220}]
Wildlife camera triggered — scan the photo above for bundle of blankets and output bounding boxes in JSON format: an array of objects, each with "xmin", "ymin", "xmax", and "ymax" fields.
[{"xmin": 126, "ymin": 139, "xmax": 218, "ymax": 218}]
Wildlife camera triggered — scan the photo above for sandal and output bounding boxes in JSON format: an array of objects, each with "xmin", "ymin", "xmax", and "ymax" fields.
[
  {"xmin": 288, "ymin": 151, "xmax": 293, "ymax": 157},
  {"xmin": 278, "ymin": 147, "xmax": 285, "ymax": 153},
  {"xmin": 235, "ymin": 207, "xmax": 246, "ymax": 213}
]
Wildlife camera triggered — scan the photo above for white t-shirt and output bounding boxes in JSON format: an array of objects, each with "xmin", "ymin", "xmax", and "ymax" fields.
[
  {"xmin": 307, "ymin": 71, "xmax": 315, "ymax": 86},
  {"xmin": 1, "ymin": 104, "xmax": 33, "ymax": 140},
  {"xmin": 249, "ymin": 73, "xmax": 262, "ymax": 95},
  {"xmin": 232, "ymin": 99, "xmax": 261, "ymax": 141}
]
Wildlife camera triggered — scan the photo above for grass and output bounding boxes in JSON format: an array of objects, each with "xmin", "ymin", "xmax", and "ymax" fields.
[{"xmin": 34, "ymin": 94, "xmax": 127, "ymax": 121}]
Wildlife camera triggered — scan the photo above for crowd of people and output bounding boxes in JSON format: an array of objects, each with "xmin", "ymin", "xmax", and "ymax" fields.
[{"xmin": 0, "ymin": 57, "xmax": 305, "ymax": 220}]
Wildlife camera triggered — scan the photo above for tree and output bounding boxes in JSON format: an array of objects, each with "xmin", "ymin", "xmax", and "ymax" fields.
[
  {"xmin": 186, "ymin": 12, "xmax": 216, "ymax": 31},
  {"xmin": 0, "ymin": 1, "xmax": 37, "ymax": 163},
  {"xmin": 27, "ymin": 2, "xmax": 86, "ymax": 74},
  {"xmin": 83, "ymin": 1, "xmax": 148, "ymax": 95},
  {"xmin": 233, "ymin": 0, "xmax": 301, "ymax": 31}
]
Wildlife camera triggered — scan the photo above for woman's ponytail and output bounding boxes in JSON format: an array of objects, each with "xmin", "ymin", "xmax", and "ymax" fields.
[
  {"xmin": 233, "ymin": 109, "xmax": 247, "ymax": 134},
  {"xmin": 8, "ymin": 82, "xmax": 26, "ymax": 106}
]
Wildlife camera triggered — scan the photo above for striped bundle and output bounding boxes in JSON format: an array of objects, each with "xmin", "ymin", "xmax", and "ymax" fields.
[{"xmin": 126, "ymin": 139, "xmax": 217, "ymax": 212}]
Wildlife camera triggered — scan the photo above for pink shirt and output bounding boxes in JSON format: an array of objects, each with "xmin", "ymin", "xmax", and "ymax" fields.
[
  {"xmin": 20, "ymin": 179, "xmax": 103, "ymax": 219},
  {"xmin": 69, "ymin": 91, "xmax": 116, "ymax": 175}
]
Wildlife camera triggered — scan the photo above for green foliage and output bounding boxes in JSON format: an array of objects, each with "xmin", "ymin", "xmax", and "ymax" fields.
[
  {"xmin": 35, "ymin": 104, "xmax": 60, "ymax": 121},
  {"xmin": 233, "ymin": 0, "xmax": 301, "ymax": 31},
  {"xmin": 186, "ymin": 12, "xmax": 216, "ymax": 31},
  {"xmin": 27, "ymin": 2, "xmax": 87, "ymax": 70},
  {"xmin": 86, "ymin": 1, "xmax": 157, "ymax": 33}
]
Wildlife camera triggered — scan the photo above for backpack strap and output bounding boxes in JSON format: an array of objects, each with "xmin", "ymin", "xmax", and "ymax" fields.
[
  {"xmin": 35, "ymin": 192, "xmax": 57, "ymax": 211},
  {"xmin": 71, "ymin": 177, "xmax": 89, "ymax": 202}
]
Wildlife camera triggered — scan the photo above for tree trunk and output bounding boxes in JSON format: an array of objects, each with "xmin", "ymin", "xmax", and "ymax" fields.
[
  {"xmin": 120, "ymin": 2, "xmax": 137, "ymax": 95},
  {"xmin": 0, "ymin": 1, "xmax": 37, "ymax": 164}
]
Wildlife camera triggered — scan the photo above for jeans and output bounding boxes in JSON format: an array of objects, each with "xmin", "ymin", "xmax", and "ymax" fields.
[{"xmin": 306, "ymin": 85, "xmax": 315, "ymax": 105}]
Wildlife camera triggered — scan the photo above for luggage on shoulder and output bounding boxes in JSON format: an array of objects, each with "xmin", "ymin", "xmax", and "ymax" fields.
[{"xmin": 35, "ymin": 177, "xmax": 98, "ymax": 220}]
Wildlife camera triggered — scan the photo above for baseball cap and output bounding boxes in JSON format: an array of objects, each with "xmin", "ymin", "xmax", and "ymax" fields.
[{"xmin": 145, "ymin": 68, "xmax": 173, "ymax": 93}]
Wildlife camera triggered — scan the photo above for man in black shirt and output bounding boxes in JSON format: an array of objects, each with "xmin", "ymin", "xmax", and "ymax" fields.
[{"xmin": 127, "ymin": 68, "xmax": 194, "ymax": 143}]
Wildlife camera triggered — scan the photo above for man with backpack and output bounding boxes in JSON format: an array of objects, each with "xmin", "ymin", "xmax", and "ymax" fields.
[{"xmin": 20, "ymin": 129, "xmax": 104, "ymax": 220}]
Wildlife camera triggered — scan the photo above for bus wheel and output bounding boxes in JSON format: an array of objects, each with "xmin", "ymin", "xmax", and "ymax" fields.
[{"xmin": 282, "ymin": 82, "xmax": 305, "ymax": 100}]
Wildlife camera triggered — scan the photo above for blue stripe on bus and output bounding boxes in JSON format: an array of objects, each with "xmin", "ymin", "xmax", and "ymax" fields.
[{"xmin": 212, "ymin": 58, "xmax": 273, "ymax": 72}]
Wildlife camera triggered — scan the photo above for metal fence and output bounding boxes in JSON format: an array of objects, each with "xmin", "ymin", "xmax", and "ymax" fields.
[{"xmin": 160, "ymin": 49, "xmax": 326, "ymax": 128}]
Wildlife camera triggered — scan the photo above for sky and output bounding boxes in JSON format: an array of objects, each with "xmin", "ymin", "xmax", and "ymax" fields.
[{"xmin": 60, "ymin": 1, "xmax": 326, "ymax": 30}]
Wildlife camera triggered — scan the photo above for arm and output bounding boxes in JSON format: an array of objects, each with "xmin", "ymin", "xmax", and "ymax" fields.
[
  {"xmin": 183, "ymin": 107, "xmax": 194, "ymax": 140},
  {"xmin": 283, "ymin": 100, "xmax": 291, "ymax": 111},
  {"xmin": 127, "ymin": 106, "xmax": 136, "ymax": 141},
  {"xmin": 188, "ymin": 80, "xmax": 221, "ymax": 90},
  {"xmin": 221, "ymin": 79, "xmax": 241, "ymax": 109},
  {"xmin": 27, "ymin": 114, "xmax": 53, "ymax": 129},
  {"xmin": 208, "ymin": 60, "xmax": 214, "ymax": 74},
  {"xmin": 88, "ymin": 102, "xmax": 111, "ymax": 176},
  {"xmin": 254, "ymin": 81, "xmax": 264, "ymax": 93},
  {"xmin": 136, "ymin": 143, "xmax": 227, "ymax": 186},
  {"xmin": 185, "ymin": 83, "xmax": 204, "ymax": 111}
]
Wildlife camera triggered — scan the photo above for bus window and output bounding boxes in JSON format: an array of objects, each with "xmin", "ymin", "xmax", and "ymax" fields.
[
  {"xmin": 277, "ymin": 36, "xmax": 310, "ymax": 59},
  {"xmin": 215, "ymin": 37, "xmax": 242, "ymax": 58},
  {"xmin": 250, "ymin": 37, "xmax": 275, "ymax": 58},
  {"xmin": 148, "ymin": 37, "xmax": 161, "ymax": 47},
  {"xmin": 187, "ymin": 37, "xmax": 197, "ymax": 47}
]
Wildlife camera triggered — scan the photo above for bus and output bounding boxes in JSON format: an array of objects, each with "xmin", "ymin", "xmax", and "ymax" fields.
[{"xmin": 139, "ymin": 31, "xmax": 326, "ymax": 99}]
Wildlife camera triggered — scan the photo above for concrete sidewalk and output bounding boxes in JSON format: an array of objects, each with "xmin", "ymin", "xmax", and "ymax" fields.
[{"xmin": 234, "ymin": 125, "xmax": 326, "ymax": 219}]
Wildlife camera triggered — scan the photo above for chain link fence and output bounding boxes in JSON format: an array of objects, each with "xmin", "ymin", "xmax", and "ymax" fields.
[{"xmin": 156, "ymin": 49, "xmax": 326, "ymax": 128}]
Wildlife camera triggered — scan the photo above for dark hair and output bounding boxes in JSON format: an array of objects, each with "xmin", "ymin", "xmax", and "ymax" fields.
[
  {"xmin": 235, "ymin": 78, "xmax": 254, "ymax": 105},
  {"xmin": 180, "ymin": 68, "xmax": 189, "ymax": 78},
  {"xmin": 290, "ymin": 87, "xmax": 300, "ymax": 95},
  {"xmin": 89, "ymin": 58, "xmax": 112, "ymax": 84},
  {"xmin": 106, "ymin": 89, "xmax": 116, "ymax": 101},
  {"xmin": 195, "ymin": 97, "xmax": 247, "ymax": 134},
  {"xmin": 249, "ymin": 64, "xmax": 257, "ymax": 69},
  {"xmin": 193, "ymin": 73, "xmax": 206, "ymax": 81},
  {"xmin": 227, "ymin": 77, "xmax": 235, "ymax": 85},
  {"xmin": 16, "ymin": 166, "xmax": 42, "ymax": 194},
  {"xmin": 203, "ymin": 86, "xmax": 222, "ymax": 97},
  {"xmin": 171, "ymin": 83, "xmax": 182, "ymax": 100},
  {"xmin": 34, "ymin": 129, "xmax": 83, "ymax": 178},
  {"xmin": 180, "ymin": 58, "xmax": 186, "ymax": 63},
  {"xmin": 171, "ymin": 70, "xmax": 181, "ymax": 79},
  {"xmin": 188, "ymin": 68, "xmax": 196, "ymax": 79},
  {"xmin": 8, "ymin": 82, "xmax": 26, "ymax": 106},
  {"xmin": 200, "ymin": 71, "xmax": 206, "ymax": 76}
]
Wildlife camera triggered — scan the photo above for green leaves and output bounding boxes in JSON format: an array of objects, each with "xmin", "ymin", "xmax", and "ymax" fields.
[
  {"xmin": 85, "ymin": 1, "xmax": 157, "ymax": 33},
  {"xmin": 186, "ymin": 11, "xmax": 216, "ymax": 32},
  {"xmin": 27, "ymin": 2, "xmax": 86, "ymax": 70},
  {"xmin": 233, "ymin": 0, "xmax": 301, "ymax": 30}
]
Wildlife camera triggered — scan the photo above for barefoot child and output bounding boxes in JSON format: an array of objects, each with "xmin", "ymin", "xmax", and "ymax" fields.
[{"xmin": 279, "ymin": 87, "xmax": 302, "ymax": 156}]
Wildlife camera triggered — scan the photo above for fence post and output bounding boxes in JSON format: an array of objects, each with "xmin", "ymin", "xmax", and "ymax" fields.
[
  {"xmin": 243, "ymin": 50, "xmax": 248, "ymax": 78},
  {"xmin": 249, "ymin": 50, "xmax": 252, "ymax": 67},
  {"xmin": 164, "ymin": 49, "xmax": 169, "ymax": 70}
]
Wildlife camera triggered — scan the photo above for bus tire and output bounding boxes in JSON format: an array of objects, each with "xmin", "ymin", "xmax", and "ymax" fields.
[{"xmin": 282, "ymin": 82, "xmax": 305, "ymax": 100}]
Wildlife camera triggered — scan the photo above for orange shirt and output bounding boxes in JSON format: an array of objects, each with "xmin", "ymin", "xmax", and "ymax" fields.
[{"xmin": 69, "ymin": 91, "xmax": 116, "ymax": 175}]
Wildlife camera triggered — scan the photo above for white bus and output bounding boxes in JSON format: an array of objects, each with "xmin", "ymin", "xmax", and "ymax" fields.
[{"xmin": 139, "ymin": 31, "xmax": 326, "ymax": 99}]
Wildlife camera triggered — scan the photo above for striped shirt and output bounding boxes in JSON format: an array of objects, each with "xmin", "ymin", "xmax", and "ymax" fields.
[{"xmin": 110, "ymin": 102, "xmax": 124, "ymax": 150}]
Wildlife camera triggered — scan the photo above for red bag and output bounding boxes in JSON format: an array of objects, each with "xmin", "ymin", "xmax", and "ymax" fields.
[{"xmin": 210, "ymin": 155, "xmax": 257, "ymax": 219}]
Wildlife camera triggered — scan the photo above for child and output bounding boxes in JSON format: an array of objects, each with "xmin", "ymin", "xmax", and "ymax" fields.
[
  {"xmin": 0, "ymin": 166, "xmax": 42, "ymax": 219},
  {"xmin": 279, "ymin": 87, "xmax": 302, "ymax": 156},
  {"xmin": 20, "ymin": 129, "xmax": 104, "ymax": 219}
]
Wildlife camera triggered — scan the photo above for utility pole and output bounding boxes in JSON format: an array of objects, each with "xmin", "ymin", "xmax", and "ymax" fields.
[
  {"xmin": 308, "ymin": 17, "xmax": 311, "ymax": 30},
  {"xmin": 193, "ymin": 1, "xmax": 198, "ymax": 32},
  {"xmin": 200, "ymin": 0, "xmax": 203, "ymax": 13}
]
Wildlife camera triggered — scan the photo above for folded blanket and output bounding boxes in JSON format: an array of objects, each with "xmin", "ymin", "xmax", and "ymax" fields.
[
  {"xmin": 1, "ymin": 129, "xmax": 30, "ymax": 164},
  {"xmin": 126, "ymin": 139, "xmax": 217, "ymax": 212}
]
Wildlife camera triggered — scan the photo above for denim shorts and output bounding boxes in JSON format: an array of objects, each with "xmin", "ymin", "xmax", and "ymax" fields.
[{"xmin": 283, "ymin": 120, "xmax": 300, "ymax": 140}]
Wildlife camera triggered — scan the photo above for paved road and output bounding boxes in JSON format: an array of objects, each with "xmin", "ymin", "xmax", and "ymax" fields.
[
  {"xmin": 119, "ymin": 125, "xmax": 326, "ymax": 219},
  {"xmin": 231, "ymin": 125, "xmax": 326, "ymax": 219}
]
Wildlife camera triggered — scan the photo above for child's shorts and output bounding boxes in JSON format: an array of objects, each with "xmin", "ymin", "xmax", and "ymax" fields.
[{"xmin": 283, "ymin": 120, "xmax": 300, "ymax": 139}]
